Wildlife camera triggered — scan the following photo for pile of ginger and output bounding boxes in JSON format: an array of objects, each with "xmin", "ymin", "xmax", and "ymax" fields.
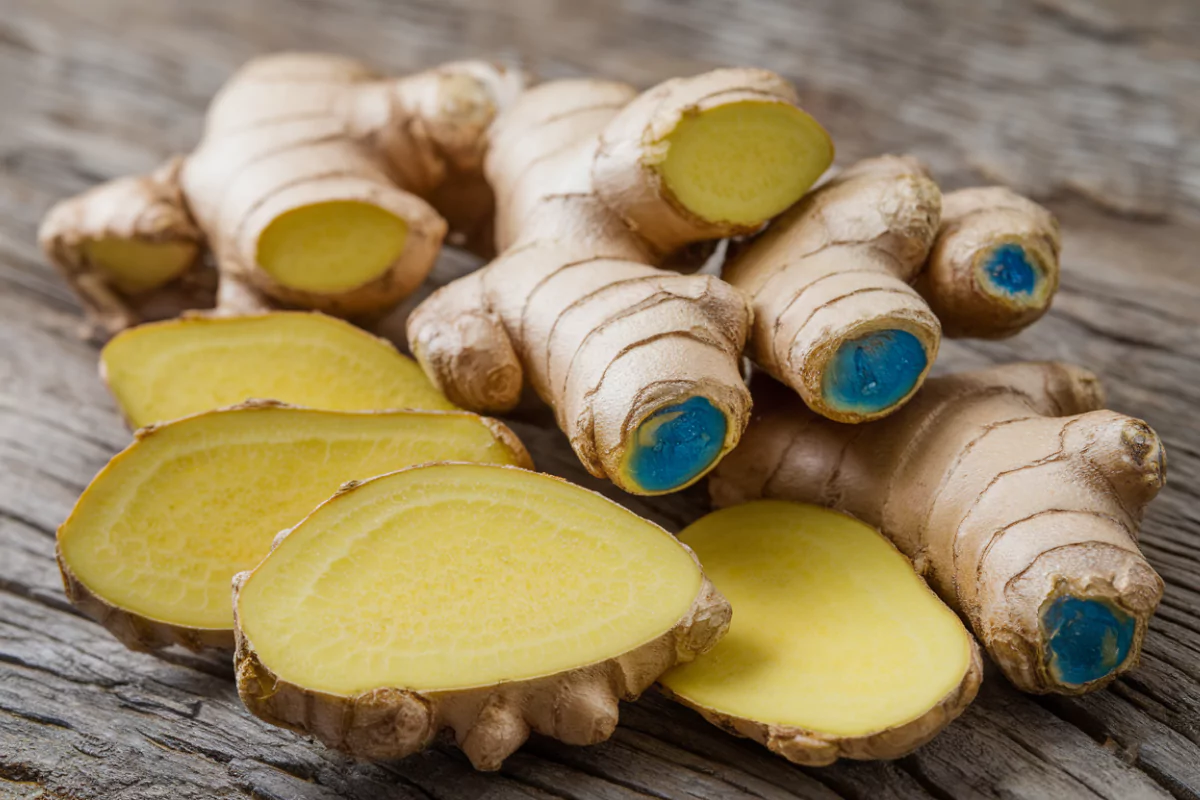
[{"xmin": 42, "ymin": 52, "xmax": 1166, "ymax": 771}]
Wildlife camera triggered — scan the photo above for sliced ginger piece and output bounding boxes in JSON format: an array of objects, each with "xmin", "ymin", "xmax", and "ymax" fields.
[
  {"xmin": 660, "ymin": 501, "xmax": 982, "ymax": 765},
  {"xmin": 233, "ymin": 463, "xmax": 731, "ymax": 770},
  {"xmin": 657, "ymin": 101, "xmax": 833, "ymax": 226},
  {"xmin": 82, "ymin": 238, "xmax": 199, "ymax": 294},
  {"xmin": 256, "ymin": 201, "xmax": 409, "ymax": 293},
  {"xmin": 101, "ymin": 312, "xmax": 455, "ymax": 427},
  {"xmin": 57, "ymin": 404, "xmax": 530, "ymax": 652}
]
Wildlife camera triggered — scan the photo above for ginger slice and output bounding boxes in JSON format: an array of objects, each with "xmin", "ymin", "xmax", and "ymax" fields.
[
  {"xmin": 233, "ymin": 463, "xmax": 731, "ymax": 770},
  {"xmin": 57, "ymin": 404, "xmax": 530, "ymax": 652},
  {"xmin": 660, "ymin": 501, "xmax": 982, "ymax": 765},
  {"xmin": 656, "ymin": 101, "xmax": 832, "ymax": 227},
  {"xmin": 101, "ymin": 312, "xmax": 455, "ymax": 427}
]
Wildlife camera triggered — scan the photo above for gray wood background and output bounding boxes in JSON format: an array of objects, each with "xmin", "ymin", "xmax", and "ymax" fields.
[{"xmin": 2, "ymin": 0, "xmax": 1199, "ymax": 798}]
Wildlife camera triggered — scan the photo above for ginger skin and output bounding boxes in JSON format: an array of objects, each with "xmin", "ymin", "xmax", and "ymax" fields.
[
  {"xmin": 916, "ymin": 186, "xmax": 1062, "ymax": 338},
  {"xmin": 39, "ymin": 53, "xmax": 524, "ymax": 338},
  {"xmin": 711, "ymin": 362, "xmax": 1165, "ymax": 694},
  {"xmin": 723, "ymin": 155, "xmax": 943, "ymax": 424},
  {"xmin": 724, "ymin": 158, "xmax": 1062, "ymax": 424},
  {"xmin": 409, "ymin": 70, "xmax": 833, "ymax": 495}
]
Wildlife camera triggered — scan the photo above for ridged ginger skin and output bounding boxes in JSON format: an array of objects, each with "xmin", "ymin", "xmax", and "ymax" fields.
[
  {"xmin": 409, "ymin": 70, "xmax": 833, "ymax": 495},
  {"xmin": 233, "ymin": 464, "xmax": 731, "ymax": 770},
  {"xmin": 660, "ymin": 501, "xmax": 982, "ymax": 766},
  {"xmin": 39, "ymin": 53, "xmax": 524, "ymax": 337},
  {"xmin": 916, "ymin": 187, "xmax": 1062, "ymax": 339},
  {"xmin": 725, "ymin": 157, "xmax": 1062, "ymax": 424},
  {"xmin": 710, "ymin": 363, "xmax": 1165, "ymax": 694},
  {"xmin": 723, "ymin": 155, "xmax": 943, "ymax": 424}
]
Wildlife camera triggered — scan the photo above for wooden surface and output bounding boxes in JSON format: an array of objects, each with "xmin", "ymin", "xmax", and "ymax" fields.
[{"xmin": 2, "ymin": 1, "xmax": 1199, "ymax": 798}]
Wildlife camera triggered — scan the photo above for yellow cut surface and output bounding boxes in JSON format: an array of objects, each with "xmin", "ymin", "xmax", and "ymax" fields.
[
  {"xmin": 58, "ymin": 407, "xmax": 526, "ymax": 632},
  {"xmin": 661, "ymin": 501, "xmax": 973, "ymax": 737},
  {"xmin": 257, "ymin": 201, "xmax": 408, "ymax": 293},
  {"xmin": 102, "ymin": 312, "xmax": 455, "ymax": 427},
  {"xmin": 237, "ymin": 464, "xmax": 704, "ymax": 695},
  {"xmin": 84, "ymin": 238, "xmax": 198, "ymax": 294},
  {"xmin": 657, "ymin": 101, "xmax": 832, "ymax": 226}
]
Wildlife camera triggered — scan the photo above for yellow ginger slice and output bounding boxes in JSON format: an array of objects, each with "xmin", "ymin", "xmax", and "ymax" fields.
[
  {"xmin": 657, "ymin": 101, "xmax": 832, "ymax": 227},
  {"xmin": 233, "ymin": 463, "xmax": 731, "ymax": 770},
  {"xmin": 660, "ymin": 501, "xmax": 982, "ymax": 765},
  {"xmin": 101, "ymin": 312, "xmax": 455, "ymax": 427},
  {"xmin": 256, "ymin": 201, "xmax": 409, "ymax": 293},
  {"xmin": 57, "ymin": 404, "xmax": 530, "ymax": 652}
]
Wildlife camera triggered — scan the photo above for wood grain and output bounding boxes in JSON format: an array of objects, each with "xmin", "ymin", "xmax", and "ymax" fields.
[{"xmin": 1, "ymin": 0, "xmax": 1198, "ymax": 798}]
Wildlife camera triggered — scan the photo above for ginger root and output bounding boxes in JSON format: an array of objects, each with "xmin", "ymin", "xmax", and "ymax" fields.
[
  {"xmin": 409, "ymin": 70, "xmax": 833, "ymax": 495},
  {"xmin": 724, "ymin": 157, "xmax": 1061, "ymax": 423},
  {"xmin": 57, "ymin": 403, "xmax": 530, "ymax": 652},
  {"xmin": 710, "ymin": 363, "xmax": 1165, "ymax": 694},
  {"xmin": 102, "ymin": 312, "xmax": 455, "ymax": 427},
  {"xmin": 233, "ymin": 463, "xmax": 731, "ymax": 770},
  {"xmin": 916, "ymin": 186, "xmax": 1061, "ymax": 338},
  {"xmin": 39, "ymin": 53, "xmax": 524, "ymax": 337},
  {"xmin": 661, "ymin": 501, "xmax": 981, "ymax": 765}
]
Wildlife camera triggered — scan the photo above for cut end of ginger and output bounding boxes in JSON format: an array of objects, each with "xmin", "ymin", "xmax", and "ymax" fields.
[
  {"xmin": 57, "ymin": 405, "xmax": 529, "ymax": 648},
  {"xmin": 657, "ymin": 101, "xmax": 832, "ymax": 226},
  {"xmin": 660, "ymin": 500, "xmax": 981, "ymax": 765},
  {"xmin": 621, "ymin": 396, "xmax": 728, "ymax": 494},
  {"xmin": 83, "ymin": 237, "xmax": 198, "ymax": 294},
  {"xmin": 101, "ymin": 312, "xmax": 455, "ymax": 427},
  {"xmin": 256, "ymin": 201, "xmax": 409, "ymax": 293},
  {"xmin": 233, "ymin": 463, "xmax": 729, "ymax": 767}
]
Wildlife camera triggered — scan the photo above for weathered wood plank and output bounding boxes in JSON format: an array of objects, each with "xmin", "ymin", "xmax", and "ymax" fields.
[{"xmin": 1, "ymin": 0, "xmax": 1198, "ymax": 798}]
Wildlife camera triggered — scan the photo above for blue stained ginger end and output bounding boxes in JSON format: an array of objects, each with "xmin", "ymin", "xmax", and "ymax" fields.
[
  {"xmin": 1042, "ymin": 594, "xmax": 1136, "ymax": 686},
  {"xmin": 822, "ymin": 329, "xmax": 928, "ymax": 417},
  {"xmin": 982, "ymin": 242, "xmax": 1039, "ymax": 297},
  {"xmin": 624, "ymin": 396, "xmax": 727, "ymax": 493}
]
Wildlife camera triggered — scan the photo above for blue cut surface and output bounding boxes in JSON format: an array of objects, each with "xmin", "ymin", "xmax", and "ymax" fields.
[
  {"xmin": 1042, "ymin": 595, "xmax": 1135, "ymax": 686},
  {"xmin": 822, "ymin": 329, "xmax": 927, "ymax": 416},
  {"xmin": 982, "ymin": 243, "xmax": 1038, "ymax": 297},
  {"xmin": 625, "ymin": 396, "xmax": 727, "ymax": 493}
]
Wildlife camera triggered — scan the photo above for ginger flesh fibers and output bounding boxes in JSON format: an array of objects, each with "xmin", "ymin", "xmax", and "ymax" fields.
[
  {"xmin": 661, "ymin": 501, "xmax": 980, "ymax": 764},
  {"xmin": 102, "ymin": 312, "xmax": 455, "ymax": 427},
  {"xmin": 57, "ymin": 405, "xmax": 528, "ymax": 646},
  {"xmin": 256, "ymin": 201, "xmax": 408, "ymax": 293},
  {"xmin": 233, "ymin": 463, "xmax": 731, "ymax": 769},
  {"xmin": 238, "ymin": 464, "xmax": 702, "ymax": 693},
  {"xmin": 657, "ymin": 102, "xmax": 832, "ymax": 225}
]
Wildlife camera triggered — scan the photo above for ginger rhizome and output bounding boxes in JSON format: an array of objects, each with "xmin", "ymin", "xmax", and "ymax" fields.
[
  {"xmin": 723, "ymin": 155, "xmax": 942, "ymax": 423},
  {"xmin": 724, "ymin": 156, "xmax": 1061, "ymax": 423},
  {"xmin": 233, "ymin": 463, "xmax": 731, "ymax": 770},
  {"xmin": 917, "ymin": 187, "xmax": 1061, "ymax": 338},
  {"xmin": 40, "ymin": 53, "xmax": 524, "ymax": 336},
  {"xmin": 102, "ymin": 312, "xmax": 455, "ymax": 427},
  {"xmin": 661, "ymin": 501, "xmax": 981, "ymax": 765},
  {"xmin": 710, "ymin": 363, "xmax": 1165, "ymax": 694},
  {"xmin": 56, "ymin": 403, "xmax": 530, "ymax": 652},
  {"xmin": 408, "ymin": 70, "xmax": 833, "ymax": 495}
]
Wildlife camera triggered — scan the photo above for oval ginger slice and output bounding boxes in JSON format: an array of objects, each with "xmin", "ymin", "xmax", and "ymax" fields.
[
  {"xmin": 660, "ymin": 501, "xmax": 982, "ymax": 765},
  {"xmin": 57, "ymin": 405, "xmax": 530, "ymax": 652},
  {"xmin": 233, "ymin": 464, "xmax": 731, "ymax": 770},
  {"xmin": 101, "ymin": 312, "xmax": 456, "ymax": 428}
]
